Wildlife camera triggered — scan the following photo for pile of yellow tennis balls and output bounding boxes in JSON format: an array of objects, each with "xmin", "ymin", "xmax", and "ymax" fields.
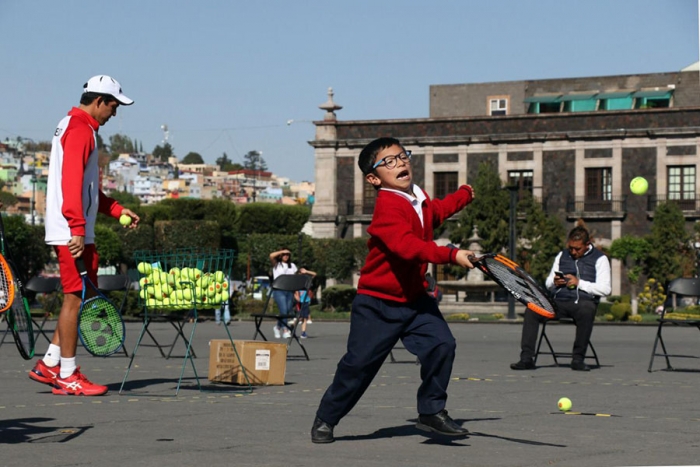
[{"xmin": 136, "ymin": 262, "xmax": 229, "ymax": 310}]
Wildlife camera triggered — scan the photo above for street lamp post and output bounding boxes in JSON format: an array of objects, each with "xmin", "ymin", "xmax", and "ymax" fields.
[{"xmin": 30, "ymin": 152, "xmax": 37, "ymax": 226}]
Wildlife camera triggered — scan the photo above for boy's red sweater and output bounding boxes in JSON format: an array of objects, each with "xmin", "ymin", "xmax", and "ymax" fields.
[{"xmin": 357, "ymin": 185, "xmax": 473, "ymax": 303}]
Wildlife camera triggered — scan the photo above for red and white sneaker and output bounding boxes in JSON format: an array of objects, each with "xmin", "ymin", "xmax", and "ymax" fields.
[
  {"xmin": 29, "ymin": 360, "xmax": 60, "ymax": 386},
  {"xmin": 52, "ymin": 367, "xmax": 108, "ymax": 396}
]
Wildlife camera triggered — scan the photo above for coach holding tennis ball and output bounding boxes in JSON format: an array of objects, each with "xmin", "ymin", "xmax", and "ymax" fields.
[{"xmin": 29, "ymin": 75, "xmax": 140, "ymax": 396}]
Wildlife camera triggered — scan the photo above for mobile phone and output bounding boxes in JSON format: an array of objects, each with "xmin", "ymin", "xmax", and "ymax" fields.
[{"xmin": 555, "ymin": 271, "xmax": 568, "ymax": 281}]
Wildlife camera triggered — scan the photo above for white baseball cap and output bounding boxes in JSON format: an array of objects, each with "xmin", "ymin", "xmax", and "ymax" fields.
[{"xmin": 83, "ymin": 75, "xmax": 134, "ymax": 105}]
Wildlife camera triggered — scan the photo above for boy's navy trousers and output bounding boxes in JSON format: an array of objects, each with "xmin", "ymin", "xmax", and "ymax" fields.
[{"xmin": 316, "ymin": 293, "xmax": 457, "ymax": 426}]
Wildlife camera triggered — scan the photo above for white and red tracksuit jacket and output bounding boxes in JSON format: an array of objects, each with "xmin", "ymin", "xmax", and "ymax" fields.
[{"xmin": 45, "ymin": 107, "xmax": 123, "ymax": 245}]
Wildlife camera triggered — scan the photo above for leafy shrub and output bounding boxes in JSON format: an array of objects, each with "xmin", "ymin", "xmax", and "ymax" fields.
[
  {"xmin": 597, "ymin": 301, "xmax": 613, "ymax": 316},
  {"xmin": 321, "ymin": 285, "xmax": 356, "ymax": 312},
  {"xmin": 610, "ymin": 302, "xmax": 631, "ymax": 321},
  {"xmin": 492, "ymin": 313, "xmax": 504, "ymax": 320},
  {"xmin": 676, "ymin": 305, "xmax": 700, "ymax": 315},
  {"xmin": 628, "ymin": 314, "xmax": 643, "ymax": 323},
  {"xmin": 446, "ymin": 313, "xmax": 471, "ymax": 321},
  {"xmin": 236, "ymin": 297, "xmax": 268, "ymax": 316},
  {"xmin": 604, "ymin": 313, "xmax": 614, "ymax": 321},
  {"xmin": 637, "ymin": 278, "xmax": 666, "ymax": 314}
]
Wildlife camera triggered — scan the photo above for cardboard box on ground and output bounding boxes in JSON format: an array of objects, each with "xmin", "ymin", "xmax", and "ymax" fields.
[{"xmin": 208, "ymin": 340, "xmax": 287, "ymax": 386}]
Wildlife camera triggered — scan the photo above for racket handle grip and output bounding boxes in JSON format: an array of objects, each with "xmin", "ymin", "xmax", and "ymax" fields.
[{"xmin": 75, "ymin": 258, "xmax": 87, "ymax": 276}]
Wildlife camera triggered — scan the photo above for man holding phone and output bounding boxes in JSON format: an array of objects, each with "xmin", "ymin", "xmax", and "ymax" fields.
[{"xmin": 510, "ymin": 226, "xmax": 611, "ymax": 371}]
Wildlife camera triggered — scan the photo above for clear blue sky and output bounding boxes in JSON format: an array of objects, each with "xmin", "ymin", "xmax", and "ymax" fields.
[{"xmin": 0, "ymin": 0, "xmax": 697, "ymax": 183}]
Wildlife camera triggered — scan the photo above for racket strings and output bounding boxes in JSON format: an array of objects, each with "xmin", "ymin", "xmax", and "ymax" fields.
[
  {"xmin": 8, "ymin": 281, "xmax": 34, "ymax": 358},
  {"xmin": 79, "ymin": 297, "xmax": 124, "ymax": 354},
  {"xmin": 0, "ymin": 260, "xmax": 14, "ymax": 311},
  {"xmin": 483, "ymin": 258, "xmax": 556, "ymax": 314}
]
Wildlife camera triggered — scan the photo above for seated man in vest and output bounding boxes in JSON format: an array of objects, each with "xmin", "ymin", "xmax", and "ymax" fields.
[{"xmin": 510, "ymin": 225, "xmax": 611, "ymax": 371}]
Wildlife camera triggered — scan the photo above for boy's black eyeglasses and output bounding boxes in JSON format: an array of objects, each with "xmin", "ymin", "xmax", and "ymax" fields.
[{"xmin": 372, "ymin": 151, "xmax": 412, "ymax": 170}]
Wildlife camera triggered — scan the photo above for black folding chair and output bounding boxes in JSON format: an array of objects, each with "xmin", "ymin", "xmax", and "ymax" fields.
[
  {"xmin": 648, "ymin": 277, "xmax": 700, "ymax": 372},
  {"xmin": 1, "ymin": 276, "xmax": 61, "ymax": 351},
  {"xmin": 534, "ymin": 318, "xmax": 600, "ymax": 368},
  {"xmin": 251, "ymin": 274, "xmax": 313, "ymax": 360},
  {"xmin": 97, "ymin": 274, "xmax": 132, "ymax": 357},
  {"xmin": 26, "ymin": 276, "xmax": 62, "ymax": 346}
]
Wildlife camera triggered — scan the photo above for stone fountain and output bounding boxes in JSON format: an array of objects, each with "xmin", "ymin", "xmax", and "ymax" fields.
[{"xmin": 438, "ymin": 226, "xmax": 504, "ymax": 309}]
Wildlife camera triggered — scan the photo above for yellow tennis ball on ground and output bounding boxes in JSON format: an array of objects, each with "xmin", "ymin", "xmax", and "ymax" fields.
[
  {"xmin": 558, "ymin": 397, "xmax": 572, "ymax": 412},
  {"xmin": 630, "ymin": 176, "xmax": 648, "ymax": 195},
  {"xmin": 119, "ymin": 214, "xmax": 132, "ymax": 226}
]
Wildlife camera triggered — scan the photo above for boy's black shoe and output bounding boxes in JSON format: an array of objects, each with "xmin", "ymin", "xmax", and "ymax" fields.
[
  {"xmin": 510, "ymin": 360, "xmax": 536, "ymax": 370},
  {"xmin": 571, "ymin": 360, "xmax": 591, "ymax": 371},
  {"xmin": 311, "ymin": 417, "xmax": 335, "ymax": 444},
  {"xmin": 416, "ymin": 410, "xmax": 469, "ymax": 437}
]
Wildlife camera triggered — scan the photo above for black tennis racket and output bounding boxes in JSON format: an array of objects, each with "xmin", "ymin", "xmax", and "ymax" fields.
[
  {"xmin": 76, "ymin": 258, "xmax": 125, "ymax": 356},
  {"xmin": 469, "ymin": 253, "xmax": 557, "ymax": 319},
  {"xmin": 0, "ymin": 214, "xmax": 34, "ymax": 359}
]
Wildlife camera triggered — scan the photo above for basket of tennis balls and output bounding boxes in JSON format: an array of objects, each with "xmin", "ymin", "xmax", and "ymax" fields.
[{"xmin": 134, "ymin": 248, "xmax": 235, "ymax": 312}]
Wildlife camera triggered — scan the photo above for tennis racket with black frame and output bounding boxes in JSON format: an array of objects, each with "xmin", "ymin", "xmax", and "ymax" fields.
[
  {"xmin": 468, "ymin": 252, "xmax": 557, "ymax": 319},
  {"xmin": 76, "ymin": 257, "xmax": 125, "ymax": 357},
  {"xmin": 0, "ymin": 214, "xmax": 34, "ymax": 359}
]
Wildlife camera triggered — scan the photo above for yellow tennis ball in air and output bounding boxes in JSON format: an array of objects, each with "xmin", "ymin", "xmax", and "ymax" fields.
[
  {"xmin": 558, "ymin": 397, "xmax": 572, "ymax": 412},
  {"xmin": 119, "ymin": 214, "xmax": 132, "ymax": 226},
  {"xmin": 630, "ymin": 177, "xmax": 648, "ymax": 195}
]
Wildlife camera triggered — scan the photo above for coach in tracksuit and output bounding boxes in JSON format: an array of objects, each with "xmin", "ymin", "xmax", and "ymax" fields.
[
  {"xmin": 29, "ymin": 75, "xmax": 139, "ymax": 396},
  {"xmin": 510, "ymin": 225, "xmax": 611, "ymax": 372}
]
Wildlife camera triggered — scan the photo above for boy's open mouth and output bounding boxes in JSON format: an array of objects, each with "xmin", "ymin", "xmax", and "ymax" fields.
[{"xmin": 397, "ymin": 169, "xmax": 410, "ymax": 180}]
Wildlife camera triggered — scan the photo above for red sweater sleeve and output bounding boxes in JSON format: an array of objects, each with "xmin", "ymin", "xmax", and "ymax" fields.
[
  {"xmin": 98, "ymin": 191, "xmax": 124, "ymax": 218},
  {"xmin": 60, "ymin": 125, "xmax": 93, "ymax": 237},
  {"xmin": 429, "ymin": 185, "xmax": 473, "ymax": 228},
  {"xmin": 367, "ymin": 186, "xmax": 472, "ymax": 266}
]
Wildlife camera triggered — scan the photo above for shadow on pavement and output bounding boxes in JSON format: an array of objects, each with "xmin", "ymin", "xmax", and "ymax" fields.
[{"xmin": 0, "ymin": 417, "xmax": 91, "ymax": 444}]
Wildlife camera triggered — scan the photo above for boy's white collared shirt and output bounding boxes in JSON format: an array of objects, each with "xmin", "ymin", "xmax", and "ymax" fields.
[{"xmin": 381, "ymin": 184, "xmax": 426, "ymax": 227}]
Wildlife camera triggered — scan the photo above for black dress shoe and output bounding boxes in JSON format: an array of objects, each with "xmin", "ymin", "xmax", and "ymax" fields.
[
  {"xmin": 571, "ymin": 361, "xmax": 591, "ymax": 371},
  {"xmin": 311, "ymin": 417, "xmax": 335, "ymax": 444},
  {"xmin": 416, "ymin": 410, "xmax": 469, "ymax": 437},
  {"xmin": 510, "ymin": 360, "xmax": 536, "ymax": 370}
]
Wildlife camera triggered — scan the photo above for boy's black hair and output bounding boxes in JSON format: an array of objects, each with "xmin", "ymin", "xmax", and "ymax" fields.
[
  {"xmin": 80, "ymin": 92, "xmax": 118, "ymax": 106},
  {"xmin": 358, "ymin": 137, "xmax": 404, "ymax": 175}
]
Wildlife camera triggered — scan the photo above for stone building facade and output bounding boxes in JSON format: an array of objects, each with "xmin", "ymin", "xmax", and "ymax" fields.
[{"xmin": 308, "ymin": 71, "xmax": 700, "ymax": 295}]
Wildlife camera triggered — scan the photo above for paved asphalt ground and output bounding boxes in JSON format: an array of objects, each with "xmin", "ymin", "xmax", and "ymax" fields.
[{"xmin": 1, "ymin": 318, "xmax": 699, "ymax": 467}]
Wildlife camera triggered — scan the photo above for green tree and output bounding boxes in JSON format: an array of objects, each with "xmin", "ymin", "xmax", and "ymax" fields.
[
  {"xmin": 609, "ymin": 235, "xmax": 651, "ymax": 315},
  {"xmin": 243, "ymin": 150, "xmax": 267, "ymax": 171},
  {"xmin": 2, "ymin": 215, "xmax": 52, "ymax": 280},
  {"xmin": 182, "ymin": 152, "xmax": 204, "ymax": 164},
  {"xmin": 108, "ymin": 190, "xmax": 141, "ymax": 210},
  {"xmin": 152, "ymin": 143, "xmax": 174, "ymax": 162},
  {"xmin": 646, "ymin": 202, "xmax": 694, "ymax": 282},
  {"xmin": 516, "ymin": 192, "xmax": 567, "ymax": 283},
  {"xmin": 95, "ymin": 224, "xmax": 122, "ymax": 267},
  {"xmin": 96, "ymin": 134, "xmax": 106, "ymax": 151},
  {"xmin": 0, "ymin": 191, "xmax": 19, "ymax": 207},
  {"xmin": 109, "ymin": 134, "xmax": 135, "ymax": 157},
  {"xmin": 216, "ymin": 152, "xmax": 241, "ymax": 171},
  {"xmin": 451, "ymin": 162, "xmax": 509, "ymax": 255}
]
